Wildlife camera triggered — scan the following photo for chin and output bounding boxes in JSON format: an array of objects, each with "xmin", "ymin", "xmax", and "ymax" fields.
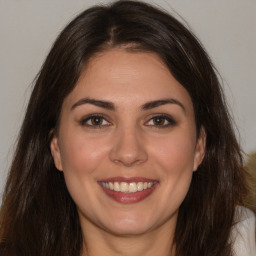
[
  {"xmin": 100, "ymin": 212, "xmax": 162, "ymax": 236},
  {"xmin": 106, "ymin": 222, "xmax": 152, "ymax": 236}
]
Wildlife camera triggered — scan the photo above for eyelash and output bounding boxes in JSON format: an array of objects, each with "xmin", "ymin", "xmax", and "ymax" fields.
[
  {"xmin": 80, "ymin": 114, "xmax": 111, "ymax": 128},
  {"xmin": 80, "ymin": 114, "xmax": 176, "ymax": 129},
  {"xmin": 145, "ymin": 114, "xmax": 176, "ymax": 128}
]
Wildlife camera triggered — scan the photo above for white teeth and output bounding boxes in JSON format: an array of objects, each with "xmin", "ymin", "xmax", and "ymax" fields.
[
  {"xmin": 113, "ymin": 182, "xmax": 120, "ymax": 192},
  {"xmin": 109, "ymin": 182, "xmax": 114, "ymax": 190},
  {"xmin": 102, "ymin": 181, "xmax": 156, "ymax": 193},
  {"xmin": 137, "ymin": 182, "xmax": 144, "ymax": 191},
  {"xmin": 120, "ymin": 182, "xmax": 129, "ymax": 192},
  {"xmin": 129, "ymin": 182, "xmax": 137, "ymax": 193},
  {"xmin": 148, "ymin": 182, "xmax": 153, "ymax": 188}
]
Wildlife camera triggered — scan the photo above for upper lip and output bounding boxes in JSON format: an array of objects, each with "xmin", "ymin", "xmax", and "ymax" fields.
[{"xmin": 98, "ymin": 176, "xmax": 158, "ymax": 183}]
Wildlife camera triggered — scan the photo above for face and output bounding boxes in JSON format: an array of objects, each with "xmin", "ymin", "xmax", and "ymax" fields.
[{"xmin": 51, "ymin": 49, "xmax": 206, "ymax": 236}]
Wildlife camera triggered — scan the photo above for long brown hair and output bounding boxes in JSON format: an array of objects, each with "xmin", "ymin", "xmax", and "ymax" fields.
[{"xmin": 0, "ymin": 1, "xmax": 248, "ymax": 255}]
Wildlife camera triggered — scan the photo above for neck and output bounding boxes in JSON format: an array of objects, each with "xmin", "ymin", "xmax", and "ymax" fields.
[{"xmin": 80, "ymin": 218, "xmax": 176, "ymax": 256}]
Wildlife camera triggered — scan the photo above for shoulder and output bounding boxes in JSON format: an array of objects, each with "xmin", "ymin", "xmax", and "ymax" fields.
[{"xmin": 231, "ymin": 206, "xmax": 256, "ymax": 256}]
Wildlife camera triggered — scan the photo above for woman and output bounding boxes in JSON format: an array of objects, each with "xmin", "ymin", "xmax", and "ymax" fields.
[{"xmin": 0, "ymin": 1, "xmax": 255, "ymax": 255}]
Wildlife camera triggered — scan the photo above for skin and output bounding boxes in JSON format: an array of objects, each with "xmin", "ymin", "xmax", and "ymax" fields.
[{"xmin": 51, "ymin": 48, "xmax": 206, "ymax": 256}]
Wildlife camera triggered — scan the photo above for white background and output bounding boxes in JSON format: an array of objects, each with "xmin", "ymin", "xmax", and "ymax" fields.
[{"xmin": 0, "ymin": 0, "xmax": 255, "ymax": 199}]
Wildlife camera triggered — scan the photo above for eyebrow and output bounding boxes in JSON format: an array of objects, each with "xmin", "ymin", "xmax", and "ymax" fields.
[
  {"xmin": 71, "ymin": 98, "xmax": 115, "ymax": 110},
  {"xmin": 71, "ymin": 97, "xmax": 185, "ymax": 112},
  {"xmin": 142, "ymin": 99, "xmax": 185, "ymax": 112}
]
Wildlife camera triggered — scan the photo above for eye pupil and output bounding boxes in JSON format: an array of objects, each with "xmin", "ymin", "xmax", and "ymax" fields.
[
  {"xmin": 153, "ymin": 117, "xmax": 165, "ymax": 125},
  {"xmin": 91, "ymin": 117, "xmax": 102, "ymax": 125}
]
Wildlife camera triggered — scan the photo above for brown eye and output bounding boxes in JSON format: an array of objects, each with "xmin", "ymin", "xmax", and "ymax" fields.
[
  {"xmin": 90, "ymin": 116, "xmax": 104, "ymax": 126},
  {"xmin": 80, "ymin": 115, "xmax": 110, "ymax": 128},
  {"xmin": 145, "ymin": 115, "xmax": 176, "ymax": 128},
  {"xmin": 152, "ymin": 117, "xmax": 166, "ymax": 126}
]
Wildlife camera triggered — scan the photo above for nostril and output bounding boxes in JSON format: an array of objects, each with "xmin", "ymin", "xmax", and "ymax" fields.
[
  {"xmin": 109, "ymin": 130, "xmax": 148, "ymax": 166},
  {"xmin": 111, "ymin": 158, "xmax": 141, "ymax": 167},
  {"xmin": 111, "ymin": 152, "xmax": 149, "ymax": 167}
]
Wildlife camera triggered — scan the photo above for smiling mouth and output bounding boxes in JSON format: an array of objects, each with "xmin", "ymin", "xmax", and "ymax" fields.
[
  {"xmin": 98, "ymin": 178, "xmax": 159, "ymax": 204},
  {"xmin": 100, "ymin": 181, "xmax": 157, "ymax": 193}
]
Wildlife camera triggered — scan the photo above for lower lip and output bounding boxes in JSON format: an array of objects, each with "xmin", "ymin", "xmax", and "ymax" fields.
[{"xmin": 100, "ymin": 184, "xmax": 158, "ymax": 204}]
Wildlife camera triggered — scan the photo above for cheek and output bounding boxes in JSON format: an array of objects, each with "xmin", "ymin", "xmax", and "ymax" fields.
[
  {"xmin": 152, "ymin": 132, "xmax": 196, "ymax": 172},
  {"xmin": 59, "ymin": 131, "xmax": 110, "ymax": 175},
  {"xmin": 149, "ymin": 132, "xmax": 196, "ymax": 203},
  {"xmin": 58, "ymin": 132, "xmax": 112, "ymax": 213}
]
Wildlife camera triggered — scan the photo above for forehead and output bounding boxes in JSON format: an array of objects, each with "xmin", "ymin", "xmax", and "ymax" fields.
[{"xmin": 63, "ymin": 48, "xmax": 194, "ymax": 113}]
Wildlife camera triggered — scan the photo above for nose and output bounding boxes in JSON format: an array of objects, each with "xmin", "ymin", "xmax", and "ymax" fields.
[{"xmin": 109, "ymin": 125, "xmax": 148, "ymax": 167}]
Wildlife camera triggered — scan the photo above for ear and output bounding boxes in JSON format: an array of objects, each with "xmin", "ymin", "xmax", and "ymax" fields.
[
  {"xmin": 50, "ymin": 133, "xmax": 63, "ymax": 171},
  {"xmin": 193, "ymin": 127, "xmax": 206, "ymax": 171}
]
